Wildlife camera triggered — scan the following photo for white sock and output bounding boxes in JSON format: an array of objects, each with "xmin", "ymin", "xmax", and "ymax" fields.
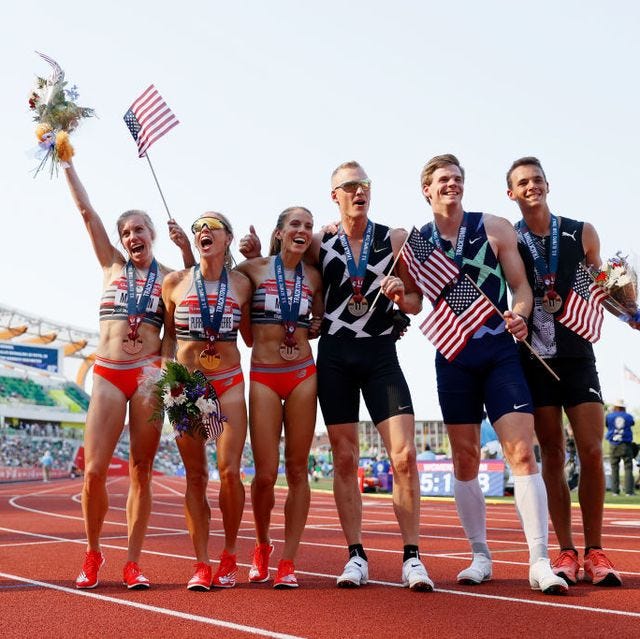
[
  {"xmin": 453, "ymin": 477, "xmax": 490, "ymax": 558},
  {"xmin": 513, "ymin": 472, "xmax": 549, "ymax": 564}
]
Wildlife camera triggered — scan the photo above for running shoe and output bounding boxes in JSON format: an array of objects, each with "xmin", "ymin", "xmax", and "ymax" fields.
[
  {"xmin": 583, "ymin": 549, "xmax": 622, "ymax": 586},
  {"xmin": 248, "ymin": 542, "xmax": 274, "ymax": 583},
  {"xmin": 529, "ymin": 558, "xmax": 569, "ymax": 594},
  {"xmin": 187, "ymin": 562, "xmax": 212, "ymax": 591},
  {"xmin": 75, "ymin": 550, "xmax": 105, "ymax": 589},
  {"xmin": 402, "ymin": 558, "xmax": 434, "ymax": 592},
  {"xmin": 551, "ymin": 549, "xmax": 580, "ymax": 585},
  {"xmin": 212, "ymin": 550, "xmax": 238, "ymax": 588},
  {"xmin": 122, "ymin": 561, "xmax": 150, "ymax": 590},
  {"xmin": 337, "ymin": 556, "xmax": 369, "ymax": 588},
  {"xmin": 457, "ymin": 553, "xmax": 492, "ymax": 585},
  {"xmin": 273, "ymin": 559, "xmax": 299, "ymax": 589}
]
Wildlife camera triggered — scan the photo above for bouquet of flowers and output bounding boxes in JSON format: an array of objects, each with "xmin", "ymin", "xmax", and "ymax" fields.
[
  {"xmin": 592, "ymin": 252, "xmax": 640, "ymax": 322},
  {"xmin": 28, "ymin": 52, "xmax": 95, "ymax": 177},
  {"xmin": 153, "ymin": 361, "xmax": 226, "ymax": 441}
]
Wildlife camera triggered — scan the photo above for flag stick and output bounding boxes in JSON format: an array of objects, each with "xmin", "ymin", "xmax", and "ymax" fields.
[
  {"xmin": 369, "ymin": 231, "xmax": 411, "ymax": 309},
  {"xmin": 144, "ymin": 152, "xmax": 172, "ymax": 219},
  {"xmin": 464, "ymin": 273, "xmax": 560, "ymax": 382}
]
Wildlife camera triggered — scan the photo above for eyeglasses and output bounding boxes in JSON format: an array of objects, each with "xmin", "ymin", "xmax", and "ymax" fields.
[
  {"xmin": 191, "ymin": 217, "xmax": 227, "ymax": 234},
  {"xmin": 334, "ymin": 179, "xmax": 371, "ymax": 194}
]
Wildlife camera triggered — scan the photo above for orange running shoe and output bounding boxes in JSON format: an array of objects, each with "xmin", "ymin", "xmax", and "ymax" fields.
[
  {"xmin": 75, "ymin": 550, "xmax": 105, "ymax": 589},
  {"xmin": 212, "ymin": 550, "xmax": 238, "ymax": 588},
  {"xmin": 551, "ymin": 549, "xmax": 580, "ymax": 585},
  {"xmin": 187, "ymin": 562, "xmax": 212, "ymax": 591},
  {"xmin": 583, "ymin": 549, "xmax": 622, "ymax": 586},
  {"xmin": 273, "ymin": 559, "xmax": 298, "ymax": 589},
  {"xmin": 123, "ymin": 561, "xmax": 150, "ymax": 590},
  {"xmin": 248, "ymin": 542, "xmax": 274, "ymax": 583}
]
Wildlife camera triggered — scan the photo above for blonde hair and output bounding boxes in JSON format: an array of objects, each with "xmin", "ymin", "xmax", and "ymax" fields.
[
  {"xmin": 420, "ymin": 154, "xmax": 465, "ymax": 188},
  {"xmin": 116, "ymin": 210, "xmax": 156, "ymax": 242},
  {"xmin": 195, "ymin": 211, "xmax": 235, "ymax": 270}
]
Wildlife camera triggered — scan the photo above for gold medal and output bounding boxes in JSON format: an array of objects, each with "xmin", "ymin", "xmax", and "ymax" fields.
[
  {"xmin": 542, "ymin": 293, "xmax": 562, "ymax": 314},
  {"xmin": 279, "ymin": 342, "xmax": 300, "ymax": 361},
  {"xmin": 122, "ymin": 336, "xmax": 143, "ymax": 355},
  {"xmin": 199, "ymin": 349, "xmax": 222, "ymax": 370},
  {"xmin": 348, "ymin": 296, "xmax": 368, "ymax": 317}
]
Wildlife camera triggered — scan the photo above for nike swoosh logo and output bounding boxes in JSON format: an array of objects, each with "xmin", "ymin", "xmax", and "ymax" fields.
[
  {"xmin": 469, "ymin": 237, "xmax": 481, "ymax": 244},
  {"xmin": 410, "ymin": 563, "xmax": 421, "ymax": 568},
  {"xmin": 513, "ymin": 403, "xmax": 529, "ymax": 410},
  {"xmin": 398, "ymin": 405, "xmax": 411, "ymax": 410},
  {"xmin": 373, "ymin": 246, "xmax": 386, "ymax": 253},
  {"xmin": 353, "ymin": 561, "xmax": 362, "ymax": 567}
]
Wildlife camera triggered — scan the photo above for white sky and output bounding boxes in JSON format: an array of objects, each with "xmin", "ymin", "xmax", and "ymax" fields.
[{"xmin": 2, "ymin": 1, "xmax": 640, "ymax": 429}]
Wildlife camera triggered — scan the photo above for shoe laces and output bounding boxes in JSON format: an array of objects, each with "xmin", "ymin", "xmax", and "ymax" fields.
[
  {"xmin": 84, "ymin": 551, "xmax": 102, "ymax": 571},
  {"xmin": 124, "ymin": 561, "xmax": 141, "ymax": 578},
  {"xmin": 556, "ymin": 549, "xmax": 578, "ymax": 565},
  {"xmin": 253, "ymin": 543, "xmax": 271, "ymax": 565},
  {"xmin": 218, "ymin": 552, "xmax": 237, "ymax": 574},
  {"xmin": 586, "ymin": 549, "xmax": 613, "ymax": 568}
]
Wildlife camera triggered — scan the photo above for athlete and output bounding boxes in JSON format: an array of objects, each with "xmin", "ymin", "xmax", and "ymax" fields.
[
  {"xmin": 507, "ymin": 156, "xmax": 632, "ymax": 586},
  {"xmin": 162, "ymin": 212, "xmax": 252, "ymax": 591},
  {"xmin": 236, "ymin": 206, "xmax": 323, "ymax": 588},
  {"xmin": 63, "ymin": 157, "xmax": 195, "ymax": 590},
  {"xmin": 418, "ymin": 153, "xmax": 567, "ymax": 594},
  {"xmin": 240, "ymin": 162, "xmax": 433, "ymax": 591}
]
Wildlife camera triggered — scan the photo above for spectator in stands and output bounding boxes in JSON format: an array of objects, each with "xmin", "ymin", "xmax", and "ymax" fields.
[
  {"xmin": 40, "ymin": 449, "xmax": 53, "ymax": 482},
  {"xmin": 235, "ymin": 207, "xmax": 323, "ymax": 588},
  {"xmin": 162, "ymin": 212, "xmax": 252, "ymax": 591},
  {"xmin": 63, "ymin": 155, "xmax": 195, "ymax": 591}
]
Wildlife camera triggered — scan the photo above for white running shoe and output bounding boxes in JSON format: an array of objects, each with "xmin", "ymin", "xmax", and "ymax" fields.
[
  {"xmin": 529, "ymin": 558, "xmax": 569, "ymax": 595},
  {"xmin": 402, "ymin": 558, "xmax": 434, "ymax": 592},
  {"xmin": 457, "ymin": 553, "xmax": 492, "ymax": 585},
  {"xmin": 337, "ymin": 556, "xmax": 369, "ymax": 588}
]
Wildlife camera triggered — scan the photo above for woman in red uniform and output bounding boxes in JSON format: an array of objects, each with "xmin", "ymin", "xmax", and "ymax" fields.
[
  {"xmin": 162, "ymin": 212, "xmax": 252, "ymax": 590},
  {"xmin": 236, "ymin": 206, "xmax": 323, "ymax": 588},
  {"xmin": 64, "ymin": 159, "xmax": 194, "ymax": 590}
]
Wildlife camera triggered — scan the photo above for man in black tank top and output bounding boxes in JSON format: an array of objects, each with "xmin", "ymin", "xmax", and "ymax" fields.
[
  {"xmin": 507, "ymin": 156, "xmax": 628, "ymax": 587},
  {"xmin": 421, "ymin": 154, "xmax": 567, "ymax": 594}
]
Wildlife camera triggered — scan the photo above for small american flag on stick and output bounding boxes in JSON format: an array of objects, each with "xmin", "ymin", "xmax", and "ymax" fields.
[
  {"xmin": 420, "ymin": 276, "xmax": 495, "ymax": 361},
  {"xmin": 400, "ymin": 227, "xmax": 460, "ymax": 303},
  {"xmin": 557, "ymin": 263, "xmax": 608, "ymax": 343},
  {"xmin": 124, "ymin": 85, "xmax": 179, "ymax": 158}
]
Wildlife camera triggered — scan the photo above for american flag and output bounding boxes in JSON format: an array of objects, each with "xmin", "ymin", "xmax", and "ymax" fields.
[
  {"xmin": 36, "ymin": 51, "xmax": 63, "ymax": 84},
  {"xmin": 557, "ymin": 263, "xmax": 608, "ymax": 342},
  {"xmin": 123, "ymin": 85, "xmax": 179, "ymax": 158},
  {"xmin": 400, "ymin": 227, "xmax": 460, "ymax": 302},
  {"xmin": 624, "ymin": 364, "xmax": 640, "ymax": 385},
  {"xmin": 420, "ymin": 276, "xmax": 495, "ymax": 361}
]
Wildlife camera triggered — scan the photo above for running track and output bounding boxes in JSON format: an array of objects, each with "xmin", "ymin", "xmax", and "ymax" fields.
[{"xmin": 1, "ymin": 477, "xmax": 638, "ymax": 638}]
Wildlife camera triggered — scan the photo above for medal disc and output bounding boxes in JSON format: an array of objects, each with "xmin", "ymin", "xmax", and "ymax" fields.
[
  {"xmin": 542, "ymin": 294, "xmax": 562, "ymax": 314},
  {"xmin": 279, "ymin": 342, "xmax": 300, "ymax": 361},
  {"xmin": 122, "ymin": 337, "xmax": 143, "ymax": 355},
  {"xmin": 348, "ymin": 296, "xmax": 368, "ymax": 317},
  {"xmin": 199, "ymin": 349, "xmax": 222, "ymax": 370}
]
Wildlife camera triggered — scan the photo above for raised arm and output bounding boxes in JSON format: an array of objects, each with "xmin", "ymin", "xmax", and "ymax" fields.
[
  {"xmin": 167, "ymin": 218, "xmax": 196, "ymax": 268},
  {"xmin": 64, "ymin": 160, "xmax": 119, "ymax": 268},
  {"xmin": 582, "ymin": 222, "xmax": 602, "ymax": 270}
]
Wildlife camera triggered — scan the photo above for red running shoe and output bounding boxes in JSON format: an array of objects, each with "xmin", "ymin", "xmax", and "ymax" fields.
[
  {"xmin": 212, "ymin": 551, "xmax": 238, "ymax": 588},
  {"xmin": 551, "ymin": 549, "xmax": 580, "ymax": 585},
  {"xmin": 584, "ymin": 549, "xmax": 622, "ymax": 586},
  {"xmin": 123, "ymin": 561, "xmax": 150, "ymax": 590},
  {"xmin": 75, "ymin": 550, "xmax": 105, "ymax": 589},
  {"xmin": 273, "ymin": 559, "xmax": 299, "ymax": 589},
  {"xmin": 248, "ymin": 542, "xmax": 274, "ymax": 583},
  {"xmin": 187, "ymin": 562, "xmax": 212, "ymax": 591}
]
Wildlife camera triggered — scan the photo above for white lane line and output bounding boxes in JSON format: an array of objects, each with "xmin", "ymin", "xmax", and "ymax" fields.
[{"xmin": 0, "ymin": 572, "xmax": 307, "ymax": 639}]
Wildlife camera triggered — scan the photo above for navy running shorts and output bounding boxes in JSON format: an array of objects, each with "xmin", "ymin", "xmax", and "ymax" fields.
[
  {"xmin": 317, "ymin": 334, "xmax": 414, "ymax": 426},
  {"xmin": 520, "ymin": 355, "xmax": 603, "ymax": 408},
  {"xmin": 436, "ymin": 331, "xmax": 533, "ymax": 424}
]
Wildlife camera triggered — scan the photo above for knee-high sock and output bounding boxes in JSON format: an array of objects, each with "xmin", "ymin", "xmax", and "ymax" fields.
[
  {"xmin": 453, "ymin": 477, "xmax": 490, "ymax": 558},
  {"xmin": 513, "ymin": 473, "xmax": 549, "ymax": 564}
]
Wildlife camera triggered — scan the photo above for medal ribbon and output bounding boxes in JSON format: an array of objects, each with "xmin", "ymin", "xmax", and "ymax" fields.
[
  {"xmin": 338, "ymin": 220, "xmax": 374, "ymax": 301},
  {"xmin": 516, "ymin": 214, "xmax": 559, "ymax": 296},
  {"xmin": 274, "ymin": 255, "xmax": 303, "ymax": 347},
  {"xmin": 431, "ymin": 211, "xmax": 468, "ymax": 269},
  {"xmin": 194, "ymin": 265, "xmax": 228, "ymax": 350},
  {"xmin": 125, "ymin": 258, "xmax": 158, "ymax": 340}
]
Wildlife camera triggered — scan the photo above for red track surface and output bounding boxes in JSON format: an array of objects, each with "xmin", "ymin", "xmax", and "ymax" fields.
[{"xmin": 1, "ymin": 477, "xmax": 638, "ymax": 638}]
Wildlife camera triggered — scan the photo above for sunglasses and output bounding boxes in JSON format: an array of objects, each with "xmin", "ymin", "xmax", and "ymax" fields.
[
  {"xmin": 334, "ymin": 179, "xmax": 371, "ymax": 194},
  {"xmin": 191, "ymin": 217, "xmax": 227, "ymax": 234}
]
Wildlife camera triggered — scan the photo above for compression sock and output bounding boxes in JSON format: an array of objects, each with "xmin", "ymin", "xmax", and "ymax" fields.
[
  {"xmin": 453, "ymin": 477, "xmax": 491, "ymax": 558},
  {"xmin": 513, "ymin": 473, "xmax": 549, "ymax": 565}
]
